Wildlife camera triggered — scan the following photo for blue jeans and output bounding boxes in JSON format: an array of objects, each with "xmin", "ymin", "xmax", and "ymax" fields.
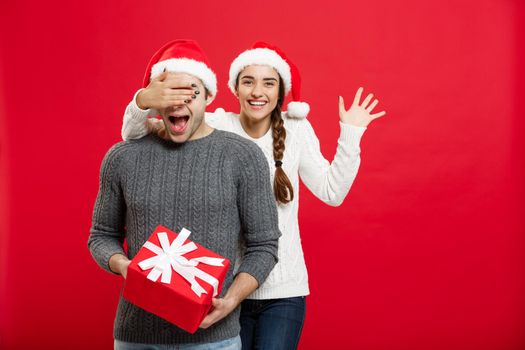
[
  {"xmin": 240, "ymin": 297, "xmax": 306, "ymax": 350},
  {"xmin": 114, "ymin": 335, "xmax": 241, "ymax": 350}
]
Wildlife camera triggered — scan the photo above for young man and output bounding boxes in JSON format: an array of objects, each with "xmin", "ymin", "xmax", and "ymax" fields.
[{"xmin": 88, "ymin": 40, "xmax": 281, "ymax": 350}]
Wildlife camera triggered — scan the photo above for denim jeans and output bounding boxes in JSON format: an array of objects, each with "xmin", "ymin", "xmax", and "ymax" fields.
[
  {"xmin": 114, "ymin": 335, "xmax": 241, "ymax": 350},
  {"xmin": 240, "ymin": 297, "xmax": 306, "ymax": 350}
]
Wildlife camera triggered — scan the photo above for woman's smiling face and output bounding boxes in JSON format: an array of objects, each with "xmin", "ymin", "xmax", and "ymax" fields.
[{"xmin": 236, "ymin": 65, "xmax": 281, "ymax": 122}]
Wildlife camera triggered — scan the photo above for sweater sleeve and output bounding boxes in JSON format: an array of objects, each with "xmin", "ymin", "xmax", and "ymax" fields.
[
  {"xmin": 233, "ymin": 142, "xmax": 281, "ymax": 286},
  {"xmin": 121, "ymin": 89, "xmax": 161, "ymax": 141},
  {"xmin": 298, "ymin": 119, "xmax": 366, "ymax": 206},
  {"xmin": 87, "ymin": 143, "xmax": 128, "ymax": 274}
]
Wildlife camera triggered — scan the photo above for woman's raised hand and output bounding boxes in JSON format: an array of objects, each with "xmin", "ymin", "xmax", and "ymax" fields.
[
  {"xmin": 137, "ymin": 71, "xmax": 199, "ymax": 110},
  {"xmin": 339, "ymin": 87, "xmax": 386, "ymax": 127}
]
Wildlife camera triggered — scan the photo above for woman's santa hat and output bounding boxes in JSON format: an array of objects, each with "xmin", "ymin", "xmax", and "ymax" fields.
[
  {"xmin": 228, "ymin": 41, "xmax": 310, "ymax": 118},
  {"xmin": 143, "ymin": 39, "xmax": 217, "ymax": 102}
]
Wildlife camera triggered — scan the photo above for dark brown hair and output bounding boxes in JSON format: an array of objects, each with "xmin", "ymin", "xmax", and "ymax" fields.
[{"xmin": 236, "ymin": 74, "xmax": 294, "ymax": 204}]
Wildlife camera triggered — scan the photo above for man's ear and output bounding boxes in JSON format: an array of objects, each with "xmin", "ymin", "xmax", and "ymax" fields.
[{"xmin": 205, "ymin": 93, "xmax": 215, "ymax": 106}]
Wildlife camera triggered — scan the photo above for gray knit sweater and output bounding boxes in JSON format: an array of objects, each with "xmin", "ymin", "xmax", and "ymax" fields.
[{"xmin": 88, "ymin": 129, "xmax": 280, "ymax": 344}]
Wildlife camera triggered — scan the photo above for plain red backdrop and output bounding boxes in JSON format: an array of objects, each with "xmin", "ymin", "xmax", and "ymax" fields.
[{"xmin": 1, "ymin": 0, "xmax": 524, "ymax": 349}]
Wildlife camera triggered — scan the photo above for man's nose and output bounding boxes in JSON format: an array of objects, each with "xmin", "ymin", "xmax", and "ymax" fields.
[{"xmin": 171, "ymin": 105, "xmax": 185, "ymax": 112}]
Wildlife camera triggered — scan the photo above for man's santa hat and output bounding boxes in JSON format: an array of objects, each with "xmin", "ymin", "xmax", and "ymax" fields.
[
  {"xmin": 143, "ymin": 39, "xmax": 217, "ymax": 102},
  {"xmin": 228, "ymin": 41, "xmax": 310, "ymax": 118}
]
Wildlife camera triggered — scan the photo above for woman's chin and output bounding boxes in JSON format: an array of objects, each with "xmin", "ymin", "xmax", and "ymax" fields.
[{"xmin": 242, "ymin": 108, "xmax": 272, "ymax": 121}]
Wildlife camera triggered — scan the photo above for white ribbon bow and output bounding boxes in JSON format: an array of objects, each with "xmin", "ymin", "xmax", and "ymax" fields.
[{"xmin": 138, "ymin": 228, "xmax": 225, "ymax": 297}]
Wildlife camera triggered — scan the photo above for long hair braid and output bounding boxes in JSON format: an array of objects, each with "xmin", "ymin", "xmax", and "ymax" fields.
[{"xmin": 271, "ymin": 77, "xmax": 294, "ymax": 204}]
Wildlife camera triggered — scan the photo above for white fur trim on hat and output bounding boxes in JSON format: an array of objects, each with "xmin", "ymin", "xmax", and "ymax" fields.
[
  {"xmin": 286, "ymin": 101, "xmax": 310, "ymax": 119},
  {"xmin": 228, "ymin": 48, "xmax": 292, "ymax": 94},
  {"xmin": 150, "ymin": 58, "xmax": 217, "ymax": 97}
]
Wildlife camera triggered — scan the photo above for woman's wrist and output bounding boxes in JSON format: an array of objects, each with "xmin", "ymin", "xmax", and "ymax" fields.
[{"xmin": 136, "ymin": 89, "xmax": 150, "ymax": 110}]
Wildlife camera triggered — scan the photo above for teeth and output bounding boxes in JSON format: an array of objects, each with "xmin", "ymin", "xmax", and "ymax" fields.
[
  {"xmin": 169, "ymin": 116, "xmax": 189, "ymax": 124},
  {"xmin": 249, "ymin": 101, "xmax": 266, "ymax": 106}
]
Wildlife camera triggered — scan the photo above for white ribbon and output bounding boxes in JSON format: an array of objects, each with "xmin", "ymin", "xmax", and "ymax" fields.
[{"xmin": 138, "ymin": 228, "xmax": 225, "ymax": 297}]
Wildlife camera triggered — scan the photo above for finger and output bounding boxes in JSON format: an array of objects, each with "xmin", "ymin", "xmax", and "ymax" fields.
[
  {"xmin": 366, "ymin": 99, "xmax": 379, "ymax": 112},
  {"xmin": 158, "ymin": 99, "xmax": 188, "ymax": 109},
  {"xmin": 154, "ymin": 71, "xmax": 169, "ymax": 82},
  {"xmin": 165, "ymin": 83, "xmax": 195, "ymax": 91},
  {"xmin": 160, "ymin": 93, "xmax": 195, "ymax": 105},
  {"xmin": 361, "ymin": 93, "xmax": 374, "ymax": 108},
  {"xmin": 167, "ymin": 100, "xmax": 188, "ymax": 107},
  {"xmin": 168, "ymin": 88, "xmax": 195, "ymax": 96},
  {"xmin": 165, "ymin": 92, "xmax": 195, "ymax": 100},
  {"xmin": 199, "ymin": 315, "xmax": 213, "ymax": 329},
  {"xmin": 353, "ymin": 87, "xmax": 364, "ymax": 106},
  {"xmin": 206, "ymin": 309, "xmax": 221, "ymax": 320},
  {"xmin": 164, "ymin": 75, "xmax": 199, "ymax": 90},
  {"xmin": 338, "ymin": 96, "xmax": 345, "ymax": 113},
  {"xmin": 199, "ymin": 307, "xmax": 222, "ymax": 329},
  {"xmin": 371, "ymin": 111, "xmax": 386, "ymax": 119}
]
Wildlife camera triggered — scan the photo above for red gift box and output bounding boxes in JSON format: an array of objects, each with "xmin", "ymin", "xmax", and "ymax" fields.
[{"xmin": 123, "ymin": 225, "xmax": 230, "ymax": 333}]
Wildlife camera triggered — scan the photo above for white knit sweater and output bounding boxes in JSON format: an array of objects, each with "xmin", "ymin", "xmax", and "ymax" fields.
[{"xmin": 122, "ymin": 91, "xmax": 366, "ymax": 299}]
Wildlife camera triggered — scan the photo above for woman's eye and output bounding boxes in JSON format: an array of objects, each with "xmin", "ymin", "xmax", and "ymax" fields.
[
  {"xmin": 242, "ymin": 81, "xmax": 253, "ymax": 86},
  {"xmin": 265, "ymin": 82, "xmax": 275, "ymax": 87}
]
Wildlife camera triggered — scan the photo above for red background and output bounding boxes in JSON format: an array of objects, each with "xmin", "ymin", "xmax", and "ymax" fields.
[{"xmin": 1, "ymin": 1, "xmax": 524, "ymax": 349}]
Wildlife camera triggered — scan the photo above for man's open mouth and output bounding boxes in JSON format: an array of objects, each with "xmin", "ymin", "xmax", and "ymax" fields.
[{"xmin": 168, "ymin": 115, "xmax": 190, "ymax": 133}]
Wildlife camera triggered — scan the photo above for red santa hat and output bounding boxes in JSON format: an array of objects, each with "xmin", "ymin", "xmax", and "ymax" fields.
[
  {"xmin": 228, "ymin": 41, "xmax": 310, "ymax": 118},
  {"xmin": 143, "ymin": 39, "xmax": 217, "ymax": 102}
]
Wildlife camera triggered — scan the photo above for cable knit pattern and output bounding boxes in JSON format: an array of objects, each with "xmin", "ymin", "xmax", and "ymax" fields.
[
  {"xmin": 122, "ymin": 95, "xmax": 366, "ymax": 300},
  {"xmin": 88, "ymin": 130, "xmax": 280, "ymax": 344}
]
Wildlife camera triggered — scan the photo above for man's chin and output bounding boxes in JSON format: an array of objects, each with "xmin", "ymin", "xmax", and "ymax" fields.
[
  {"xmin": 161, "ymin": 119, "xmax": 192, "ymax": 143},
  {"xmin": 166, "ymin": 132, "xmax": 191, "ymax": 144}
]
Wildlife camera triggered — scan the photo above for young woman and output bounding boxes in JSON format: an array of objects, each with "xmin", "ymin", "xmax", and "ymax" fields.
[{"xmin": 122, "ymin": 42, "xmax": 386, "ymax": 350}]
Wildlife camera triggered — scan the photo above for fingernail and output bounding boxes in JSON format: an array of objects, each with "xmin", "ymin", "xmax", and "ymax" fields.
[
  {"xmin": 191, "ymin": 83, "xmax": 197, "ymax": 87},
  {"xmin": 195, "ymin": 90, "xmax": 200, "ymax": 95},
  {"xmin": 191, "ymin": 95, "xmax": 196, "ymax": 99}
]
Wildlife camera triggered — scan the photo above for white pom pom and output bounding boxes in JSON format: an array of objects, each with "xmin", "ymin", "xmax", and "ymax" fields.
[{"xmin": 286, "ymin": 101, "xmax": 310, "ymax": 119}]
